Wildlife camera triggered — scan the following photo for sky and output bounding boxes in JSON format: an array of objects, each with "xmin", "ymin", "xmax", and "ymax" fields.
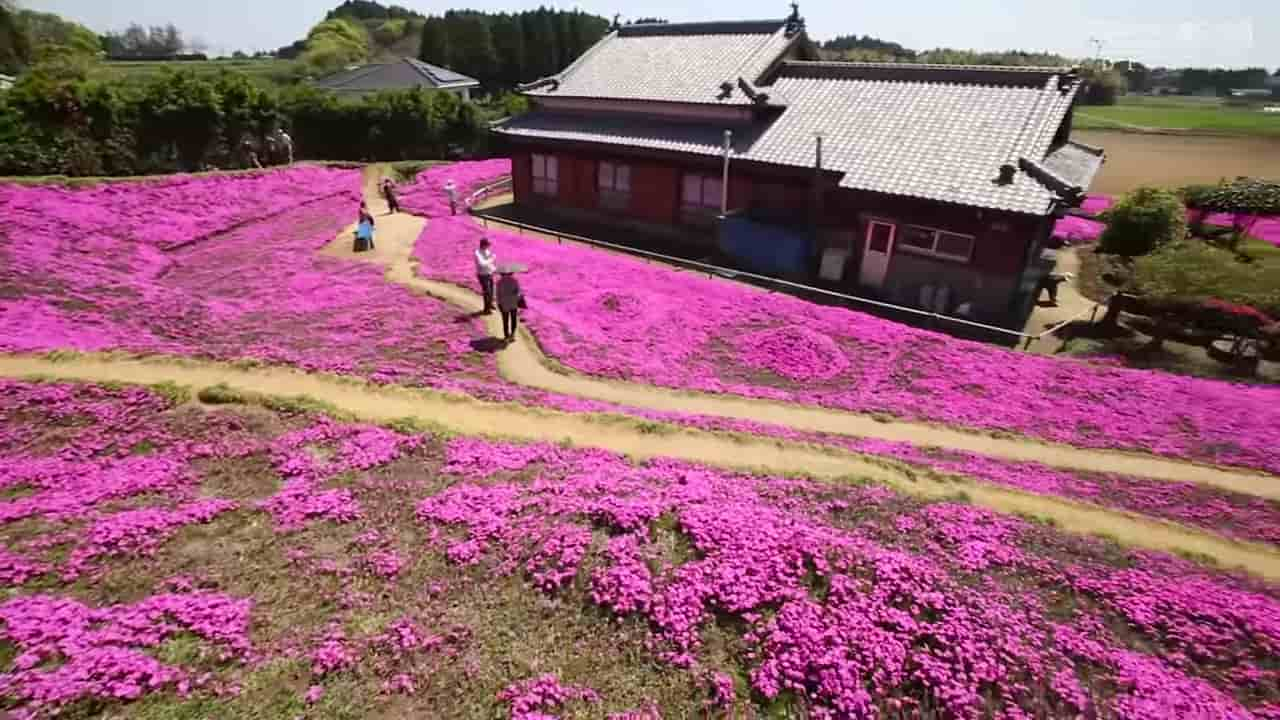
[{"xmin": 24, "ymin": 0, "xmax": 1280, "ymax": 69}]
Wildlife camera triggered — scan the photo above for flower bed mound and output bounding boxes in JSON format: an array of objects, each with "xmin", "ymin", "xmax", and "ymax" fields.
[
  {"xmin": 0, "ymin": 167, "xmax": 505, "ymax": 391},
  {"xmin": 414, "ymin": 210, "xmax": 1280, "ymax": 475},
  {"xmin": 397, "ymin": 159, "xmax": 512, "ymax": 217},
  {"xmin": 733, "ymin": 325, "xmax": 850, "ymax": 382},
  {"xmin": 5, "ymin": 380, "xmax": 1280, "ymax": 718}
]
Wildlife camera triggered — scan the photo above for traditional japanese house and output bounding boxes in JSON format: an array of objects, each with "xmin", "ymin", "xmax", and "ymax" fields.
[{"xmin": 492, "ymin": 8, "xmax": 1104, "ymax": 325}]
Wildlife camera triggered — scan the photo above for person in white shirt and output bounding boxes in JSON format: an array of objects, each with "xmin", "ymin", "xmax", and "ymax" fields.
[
  {"xmin": 474, "ymin": 237, "xmax": 497, "ymax": 314},
  {"xmin": 445, "ymin": 180, "xmax": 458, "ymax": 215},
  {"xmin": 279, "ymin": 130, "xmax": 294, "ymax": 164}
]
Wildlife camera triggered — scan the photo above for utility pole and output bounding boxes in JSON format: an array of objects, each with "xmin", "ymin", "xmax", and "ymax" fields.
[
  {"xmin": 1089, "ymin": 37, "xmax": 1106, "ymax": 67},
  {"xmin": 720, "ymin": 130, "xmax": 732, "ymax": 216}
]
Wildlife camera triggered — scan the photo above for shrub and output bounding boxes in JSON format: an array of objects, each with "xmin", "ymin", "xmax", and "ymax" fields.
[
  {"xmin": 1098, "ymin": 186, "xmax": 1187, "ymax": 258},
  {"xmin": 1132, "ymin": 240, "xmax": 1280, "ymax": 318}
]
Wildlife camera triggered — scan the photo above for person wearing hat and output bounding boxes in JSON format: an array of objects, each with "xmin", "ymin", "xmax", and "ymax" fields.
[
  {"xmin": 497, "ymin": 266, "xmax": 524, "ymax": 343},
  {"xmin": 474, "ymin": 237, "xmax": 497, "ymax": 314}
]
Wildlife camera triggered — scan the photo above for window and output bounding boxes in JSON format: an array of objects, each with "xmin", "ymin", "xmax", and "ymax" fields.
[
  {"xmin": 897, "ymin": 225, "xmax": 975, "ymax": 262},
  {"xmin": 680, "ymin": 174, "xmax": 722, "ymax": 223},
  {"xmin": 532, "ymin": 153, "xmax": 558, "ymax": 196},
  {"xmin": 597, "ymin": 161, "xmax": 631, "ymax": 211}
]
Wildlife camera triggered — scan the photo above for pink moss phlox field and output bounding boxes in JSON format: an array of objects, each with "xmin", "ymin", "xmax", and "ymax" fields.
[
  {"xmin": 259, "ymin": 417, "xmax": 423, "ymax": 531},
  {"xmin": 1054, "ymin": 193, "xmax": 1280, "ymax": 247},
  {"xmin": 419, "ymin": 436, "xmax": 1280, "ymax": 718},
  {"xmin": 838, "ymin": 436, "xmax": 1280, "ymax": 547},
  {"xmin": 397, "ymin": 159, "xmax": 512, "ymax": 217},
  {"xmin": 414, "ymin": 209, "xmax": 1280, "ymax": 474},
  {"xmin": 496, "ymin": 673, "xmax": 601, "ymax": 720},
  {"xmin": 0, "ymin": 167, "xmax": 499, "ymax": 390},
  {"xmin": 0, "ymin": 592, "xmax": 253, "ymax": 716}
]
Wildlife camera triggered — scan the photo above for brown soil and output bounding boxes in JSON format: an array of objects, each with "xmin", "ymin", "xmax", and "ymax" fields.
[{"xmin": 1073, "ymin": 130, "xmax": 1280, "ymax": 196}]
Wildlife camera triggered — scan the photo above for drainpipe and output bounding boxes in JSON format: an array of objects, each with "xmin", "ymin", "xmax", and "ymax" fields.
[{"xmin": 720, "ymin": 130, "xmax": 732, "ymax": 215}]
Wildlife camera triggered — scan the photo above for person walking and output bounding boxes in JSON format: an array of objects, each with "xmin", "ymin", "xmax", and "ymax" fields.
[
  {"xmin": 497, "ymin": 269, "xmax": 524, "ymax": 343},
  {"xmin": 474, "ymin": 237, "xmax": 497, "ymax": 314},
  {"xmin": 279, "ymin": 130, "xmax": 294, "ymax": 164},
  {"xmin": 1036, "ymin": 272, "xmax": 1072, "ymax": 306},
  {"xmin": 445, "ymin": 180, "xmax": 458, "ymax": 216},
  {"xmin": 355, "ymin": 202, "xmax": 376, "ymax": 252},
  {"xmin": 382, "ymin": 178, "xmax": 401, "ymax": 214}
]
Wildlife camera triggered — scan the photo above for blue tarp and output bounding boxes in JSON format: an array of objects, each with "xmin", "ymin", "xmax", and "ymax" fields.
[{"xmin": 717, "ymin": 217, "xmax": 812, "ymax": 276}]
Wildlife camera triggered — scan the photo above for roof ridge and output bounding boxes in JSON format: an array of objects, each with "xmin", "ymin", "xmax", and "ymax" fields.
[
  {"xmin": 784, "ymin": 60, "xmax": 1075, "ymax": 73},
  {"xmin": 618, "ymin": 19, "xmax": 785, "ymax": 37},
  {"xmin": 723, "ymin": 25, "xmax": 791, "ymax": 98}
]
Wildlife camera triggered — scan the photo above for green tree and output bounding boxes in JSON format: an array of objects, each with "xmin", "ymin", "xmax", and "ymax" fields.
[
  {"xmin": 524, "ymin": 8, "xmax": 557, "ymax": 80},
  {"xmin": 443, "ymin": 12, "xmax": 497, "ymax": 84},
  {"xmin": 17, "ymin": 9, "xmax": 99, "ymax": 61},
  {"xmin": 1098, "ymin": 186, "xmax": 1188, "ymax": 258},
  {"xmin": 490, "ymin": 13, "xmax": 524, "ymax": 85},
  {"xmin": 417, "ymin": 16, "xmax": 450, "ymax": 68},
  {"xmin": 139, "ymin": 71, "xmax": 223, "ymax": 170},
  {"xmin": 301, "ymin": 17, "xmax": 369, "ymax": 73},
  {"xmin": 1183, "ymin": 178, "xmax": 1280, "ymax": 251},
  {"xmin": 0, "ymin": 1, "xmax": 31, "ymax": 74}
]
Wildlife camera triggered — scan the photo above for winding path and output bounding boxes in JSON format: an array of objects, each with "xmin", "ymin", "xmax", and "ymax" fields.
[
  {"xmin": 343, "ymin": 174, "xmax": 1279, "ymax": 503},
  {"xmin": 3, "ymin": 169, "xmax": 1278, "ymax": 580}
]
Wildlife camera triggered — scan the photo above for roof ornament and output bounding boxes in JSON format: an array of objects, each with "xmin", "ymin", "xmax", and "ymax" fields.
[
  {"xmin": 737, "ymin": 77, "xmax": 770, "ymax": 105},
  {"xmin": 718, "ymin": 81, "xmax": 734, "ymax": 100},
  {"xmin": 996, "ymin": 163, "xmax": 1017, "ymax": 185},
  {"xmin": 785, "ymin": 2, "xmax": 805, "ymax": 36},
  {"xmin": 611, "ymin": 13, "xmax": 622, "ymax": 32}
]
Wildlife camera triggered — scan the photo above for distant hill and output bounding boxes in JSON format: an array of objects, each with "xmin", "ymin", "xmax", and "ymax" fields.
[{"xmin": 277, "ymin": 0, "xmax": 425, "ymax": 63}]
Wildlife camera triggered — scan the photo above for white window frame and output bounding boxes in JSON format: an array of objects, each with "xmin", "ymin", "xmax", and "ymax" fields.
[
  {"xmin": 680, "ymin": 173, "xmax": 722, "ymax": 222},
  {"xmin": 597, "ymin": 161, "xmax": 631, "ymax": 211},
  {"xmin": 896, "ymin": 225, "xmax": 976, "ymax": 263},
  {"xmin": 532, "ymin": 153, "xmax": 558, "ymax": 197}
]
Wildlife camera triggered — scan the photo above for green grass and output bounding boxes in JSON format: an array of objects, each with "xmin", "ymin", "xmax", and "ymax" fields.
[
  {"xmin": 1075, "ymin": 95, "xmax": 1280, "ymax": 137},
  {"xmin": 89, "ymin": 58, "xmax": 305, "ymax": 89}
]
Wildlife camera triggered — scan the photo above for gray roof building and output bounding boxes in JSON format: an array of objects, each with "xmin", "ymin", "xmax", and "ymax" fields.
[
  {"xmin": 314, "ymin": 57, "xmax": 479, "ymax": 100},
  {"xmin": 498, "ymin": 16, "xmax": 1101, "ymax": 216}
]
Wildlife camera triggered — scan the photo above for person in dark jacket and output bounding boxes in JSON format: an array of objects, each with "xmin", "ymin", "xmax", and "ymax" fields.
[
  {"xmin": 382, "ymin": 178, "xmax": 400, "ymax": 214},
  {"xmin": 497, "ymin": 270, "xmax": 522, "ymax": 342}
]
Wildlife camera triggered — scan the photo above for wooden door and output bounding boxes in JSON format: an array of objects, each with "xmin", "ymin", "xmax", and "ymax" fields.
[{"xmin": 858, "ymin": 221, "xmax": 896, "ymax": 289}]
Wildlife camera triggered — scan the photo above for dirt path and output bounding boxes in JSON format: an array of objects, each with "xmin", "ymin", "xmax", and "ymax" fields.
[
  {"xmin": 332, "ymin": 176, "xmax": 1280, "ymax": 503},
  {"xmin": 4, "ymin": 351, "xmax": 1278, "ymax": 580},
  {"xmin": 1022, "ymin": 247, "xmax": 1103, "ymax": 353}
]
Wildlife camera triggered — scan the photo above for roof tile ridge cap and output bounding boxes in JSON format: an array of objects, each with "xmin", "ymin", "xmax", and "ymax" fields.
[
  {"xmin": 1024, "ymin": 75, "xmax": 1076, "ymax": 157},
  {"xmin": 726, "ymin": 23, "xmax": 791, "ymax": 90},
  {"xmin": 996, "ymin": 75, "xmax": 1057, "ymax": 184},
  {"xmin": 405, "ymin": 57, "xmax": 442, "ymax": 85},
  {"xmin": 1018, "ymin": 156, "xmax": 1083, "ymax": 199},
  {"xmin": 1067, "ymin": 139, "xmax": 1105, "ymax": 156}
]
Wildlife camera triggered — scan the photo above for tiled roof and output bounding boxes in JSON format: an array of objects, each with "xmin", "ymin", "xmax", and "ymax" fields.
[
  {"xmin": 314, "ymin": 57, "xmax": 478, "ymax": 92},
  {"xmin": 737, "ymin": 62, "xmax": 1083, "ymax": 214},
  {"xmin": 505, "ymin": 19, "xmax": 1100, "ymax": 215},
  {"xmin": 521, "ymin": 19, "xmax": 802, "ymax": 105},
  {"xmin": 1040, "ymin": 141, "xmax": 1106, "ymax": 199},
  {"xmin": 496, "ymin": 112, "xmax": 769, "ymax": 157}
]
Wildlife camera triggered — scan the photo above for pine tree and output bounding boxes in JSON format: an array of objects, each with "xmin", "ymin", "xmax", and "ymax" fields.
[
  {"xmin": 490, "ymin": 13, "xmax": 525, "ymax": 85},
  {"xmin": 418, "ymin": 15, "xmax": 450, "ymax": 67}
]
